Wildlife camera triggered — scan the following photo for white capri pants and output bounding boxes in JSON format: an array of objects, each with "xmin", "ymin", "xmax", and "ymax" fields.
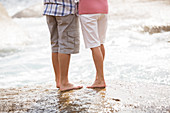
[{"xmin": 79, "ymin": 14, "xmax": 108, "ymax": 48}]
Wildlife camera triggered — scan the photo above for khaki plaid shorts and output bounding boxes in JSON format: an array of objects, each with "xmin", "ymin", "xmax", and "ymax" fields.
[{"xmin": 46, "ymin": 14, "xmax": 80, "ymax": 54}]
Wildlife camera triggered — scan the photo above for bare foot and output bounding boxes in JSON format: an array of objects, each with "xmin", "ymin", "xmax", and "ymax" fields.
[
  {"xmin": 60, "ymin": 83, "xmax": 83, "ymax": 91},
  {"xmin": 87, "ymin": 80, "xmax": 106, "ymax": 88},
  {"xmin": 56, "ymin": 82, "xmax": 60, "ymax": 88},
  {"xmin": 56, "ymin": 84, "xmax": 60, "ymax": 88}
]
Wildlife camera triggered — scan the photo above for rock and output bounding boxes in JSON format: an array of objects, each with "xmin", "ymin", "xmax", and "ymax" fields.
[
  {"xmin": 0, "ymin": 3, "xmax": 30, "ymax": 56},
  {"xmin": 0, "ymin": 3, "xmax": 10, "ymax": 20},
  {"xmin": 143, "ymin": 25, "xmax": 170, "ymax": 34},
  {"xmin": 12, "ymin": 3, "xmax": 44, "ymax": 18}
]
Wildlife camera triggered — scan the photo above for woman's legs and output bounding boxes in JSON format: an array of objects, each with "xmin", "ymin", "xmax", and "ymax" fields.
[
  {"xmin": 80, "ymin": 14, "xmax": 107, "ymax": 88},
  {"xmin": 91, "ymin": 14, "xmax": 107, "ymax": 87},
  {"xmin": 87, "ymin": 46, "xmax": 106, "ymax": 88},
  {"xmin": 95, "ymin": 44, "xmax": 105, "ymax": 80},
  {"xmin": 100, "ymin": 44, "xmax": 105, "ymax": 60},
  {"xmin": 98, "ymin": 14, "xmax": 107, "ymax": 60}
]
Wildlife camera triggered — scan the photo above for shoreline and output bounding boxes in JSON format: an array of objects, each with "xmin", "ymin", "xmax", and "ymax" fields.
[{"xmin": 1, "ymin": 80, "xmax": 169, "ymax": 112}]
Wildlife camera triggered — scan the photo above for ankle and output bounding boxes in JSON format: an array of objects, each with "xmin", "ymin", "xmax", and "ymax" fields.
[
  {"xmin": 60, "ymin": 81, "xmax": 70, "ymax": 86},
  {"xmin": 95, "ymin": 79, "xmax": 105, "ymax": 83},
  {"xmin": 96, "ymin": 76, "xmax": 105, "ymax": 81}
]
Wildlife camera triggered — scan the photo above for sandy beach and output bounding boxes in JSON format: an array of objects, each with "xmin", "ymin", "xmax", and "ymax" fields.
[{"xmin": 0, "ymin": 80, "xmax": 170, "ymax": 112}]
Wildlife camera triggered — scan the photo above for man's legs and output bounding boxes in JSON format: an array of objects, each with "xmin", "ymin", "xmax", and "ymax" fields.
[
  {"xmin": 47, "ymin": 14, "xmax": 82, "ymax": 91},
  {"xmin": 56, "ymin": 14, "xmax": 82, "ymax": 91},
  {"xmin": 59, "ymin": 53, "xmax": 83, "ymax": 91},
  {"xmin": 46, "ymin": 15, "xmax": 61, "ymax": 88},
  {"xmin": 52, "ymin": 52, "xmax": 60, "ymax": 88},
  {"xmin": 87, "ymin": 46, "xmax": 106, "ymax": 88}
]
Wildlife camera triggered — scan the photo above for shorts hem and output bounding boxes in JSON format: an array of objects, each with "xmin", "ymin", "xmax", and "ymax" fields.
[
  {"xmin": 85, "ymin": 42, "xmax": 105, "ymax": 49},
  {"xmin": 85, "ymin": 44, "xmax": 100, "ymax": 49},
  {"xmin": 51, "ymin": 49, "xmax": 79, "ymax": 54},
  {"xmin": 52, "ymin": 49, "xmax": 59, "ymax": 53},
  {"xmin": 59, "ymin": 50, "xmax": 79, "ymax": 54},
  {"xmin": 51, "ymin": 51, "xmax": 79, "ymax": 54}
]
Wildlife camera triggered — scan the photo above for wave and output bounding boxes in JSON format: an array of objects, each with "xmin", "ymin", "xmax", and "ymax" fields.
[{"xmin": 0, "ymin": 3, "xmax": 30, "ymax": 57}]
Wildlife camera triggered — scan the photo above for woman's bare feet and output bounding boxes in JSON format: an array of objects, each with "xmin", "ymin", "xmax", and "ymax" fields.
[
  {"xmin": 60, "ymin": 83, "xmax": 83, "ymax": 91},
  {"xmin": 87, "ymin": 80, "xmax": 106, "ymax": 88}
]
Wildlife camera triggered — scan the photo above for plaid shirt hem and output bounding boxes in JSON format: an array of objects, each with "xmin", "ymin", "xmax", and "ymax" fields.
[{"xmin": 43, "ymin": 1, "xmax": 77, "ymax": 16}]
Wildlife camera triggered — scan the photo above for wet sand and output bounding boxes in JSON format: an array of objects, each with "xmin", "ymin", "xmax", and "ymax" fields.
[{"xmin": 0, "ymin": 80, "xmax": 169, "ymax": 112}]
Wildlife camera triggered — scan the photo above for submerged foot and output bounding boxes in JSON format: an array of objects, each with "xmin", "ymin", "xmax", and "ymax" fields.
[
  {"xmin": 60, "ymin": 83, "xmax": 83, "ymax": 91},
  {"xmin": 87, "ymin": 80, "xmax": 106, "ymax": 88}
]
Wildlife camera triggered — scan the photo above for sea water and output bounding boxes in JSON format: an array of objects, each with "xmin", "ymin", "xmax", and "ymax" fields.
[{"xmin": 0, "ymin": 0, "xmax": 170, "ymax": 88}]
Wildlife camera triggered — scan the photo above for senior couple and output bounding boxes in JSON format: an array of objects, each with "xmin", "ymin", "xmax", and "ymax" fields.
[{"xmin": 44, "ymin": 0, "xmax": 108, "ymax": 91}]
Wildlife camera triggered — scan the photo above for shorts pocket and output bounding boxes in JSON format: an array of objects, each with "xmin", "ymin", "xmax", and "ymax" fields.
[{"xmin": 65, "ymin": 31, "xmax": 79, "ymax": 49}]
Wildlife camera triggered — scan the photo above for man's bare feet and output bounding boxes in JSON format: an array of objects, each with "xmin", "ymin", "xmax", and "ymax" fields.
[
  {"xmin": 87, "ymin": 80, "xmax": 106, "ymax": 88},
  {"xmin": 56, "ymin": 83, "xmax": 60, "ymax": 88},
  {"xmin": 56, "ymin": 81, "xmax": 60, "ymax": 88},
  {"xmin": 60, "ymin": 83, "xmax": 83, "ymax": 91}
]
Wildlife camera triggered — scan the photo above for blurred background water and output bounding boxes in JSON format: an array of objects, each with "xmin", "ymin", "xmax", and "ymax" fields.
[{"xmin": 0, "ymin": 0, "xmax": 170, "ymax": 88}]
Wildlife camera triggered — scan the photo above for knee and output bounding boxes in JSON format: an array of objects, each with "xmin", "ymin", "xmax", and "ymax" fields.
[{"xmin": 90, "ymin": 46, "xmax": 99, "ymax": 51}]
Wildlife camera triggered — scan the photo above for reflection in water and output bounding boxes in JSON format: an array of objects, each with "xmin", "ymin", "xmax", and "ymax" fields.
[
  {"xmin": 2, "ymin": 87, "xmax": 121, "ymax": 112},
  {"xmin": 29, "ymin": 88, "xmax": 112, "ymax": 112},
  {"xmin": 56, "ymin": 90, "xmax": 89, "ymax": 112}
]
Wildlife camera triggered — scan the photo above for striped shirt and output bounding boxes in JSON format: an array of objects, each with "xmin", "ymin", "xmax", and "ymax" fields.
[{"xmin": 43, "ymin": 0, "xmax": 77, "ymax": 16}]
